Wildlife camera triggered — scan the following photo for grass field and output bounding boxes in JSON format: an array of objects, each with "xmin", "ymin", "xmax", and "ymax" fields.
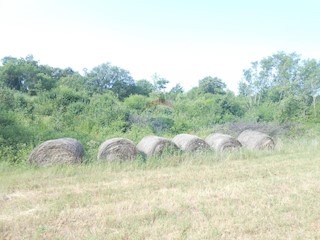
[{"xmin": 1, "ymin": 137, "xmax": 320, "ymax": 239}]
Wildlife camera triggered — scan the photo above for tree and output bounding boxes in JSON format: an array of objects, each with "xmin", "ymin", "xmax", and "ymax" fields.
[
  {"xmin": 151, "ymin": 73, "xmax": 170, "ymax": 103},
  {"xmin": 239, "ymin": 61, "xmax": 267, "ymax": 106},
  {"xmin": 134, "ymin": 79, "xmax": 155, "ymax": 96},
  {"xmin": 169, "ymin": 84, "xmax": 184, "ymax": 94},
  {"xmin": 167, "ymin": 83, "xmax": 184, "ymax": 101},
  {"xmin": 198, "ymin": 76, "xmax": 226, "ymax": 95},
  {"xmin": 124, "ymin": 94, "xmax": 149, "ymax": 112},
  {"xmin": 261, "ymin": 52, "xmax": 300, "ymax": 100},
  {"xmin": 0, "ymin": 55, "xmax": 56, "ymax": 94},
  {"xmin": 299, "ymin": 59, "xmax": 320, "ymax": 116},
  {"xmin": 241, "ymin": 52, "xmax": 300, "ymax": 101},
  {"xmin": 152, "ymin": 73, "xmax": 169, "ymax": 92},
  {"xmin": 58, "ymin": 74, "xmax": 89, "ymax": 92},
  {"xmin": 238, "ymin": 52, "xmax": 320, "ymax": 121},
  {"xmin": 0, "ymin": 57, "xmax": 24, "ymax": 90},
  {"xmin": 87, "ymin": 63, "xmax": 135, "ymax": 99}
]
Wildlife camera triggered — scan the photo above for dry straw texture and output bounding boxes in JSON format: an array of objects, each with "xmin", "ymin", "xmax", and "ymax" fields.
[
  {"xmin": 137, "ymin": 135, "xmax": 179, "ymax": 157},
  {"xmin": 205, "ymin": 133, "xmax": 242, "ymax": 151},
  {"xmin": 172, "ymin": 134, "xmax": 210, "ymax": 152},
  {"xmin": 237, "ymin": 130, "xmax": 275, "ymax": 150},
  {"xmin": 28, "ymin": 138, "xmax": 84, "ymax": 166},
  {"xmin": 97, "ymin": 138, "xmax": 137, "ymax": 161}
]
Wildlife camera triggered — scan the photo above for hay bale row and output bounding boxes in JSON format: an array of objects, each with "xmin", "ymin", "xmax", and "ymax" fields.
[
  {"xmin": 237, "ymin": 130, "xmax": 275, "ymax": 150},
  {"xmin": 205, "ymin": 133, "xmax": 242, "ymax": 151},
  {"xmin": 172, "ymin": 134, "xmax": 210, "ymax": 152},
  {"xmin": 137, "ymin": 136, "xmax": 179, "ymax": 157},
  {"xmin": 205, "ymin": 130, "xmax": 275, "ymax": 151},
  {"xmin": 28, "ymin": 138, "xmax": 84, "ymax": 166},
  {"xmin": 97, "ymin": 138, "xmax": 137, "ymax": 161},
  {"xmin": 28, "ymin": 130, "xmax": 275, "ymax": 165}
]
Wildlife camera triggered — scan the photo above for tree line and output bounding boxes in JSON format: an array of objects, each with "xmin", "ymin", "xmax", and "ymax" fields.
[{"xmin": 0, "ymin": 51, "xmax": 320, "ymax": 162}]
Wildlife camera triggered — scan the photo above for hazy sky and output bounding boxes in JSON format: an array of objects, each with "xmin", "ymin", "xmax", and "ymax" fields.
[{"xmin": 0, "ymin": 0, "xmax": 319, "ymax": 92}]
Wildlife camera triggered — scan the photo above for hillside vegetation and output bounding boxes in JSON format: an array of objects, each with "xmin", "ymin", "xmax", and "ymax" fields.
[{"xmin": 1, "ymin": 51, "xmax": 320, "ymax": 163}]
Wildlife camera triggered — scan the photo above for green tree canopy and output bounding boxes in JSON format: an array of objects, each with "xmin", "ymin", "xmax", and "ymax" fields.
[
  {"xmin": 198, "ymin": 76, "xmax": 226, "ymax": 95},
  {"xmin": 134, "ymin": 79, "xmax": 155, "ymax": 96},
  {"xmin": 152, "ymin": 73, "xmax": 169, "ymax": 92},
  {"xmin": 86, "ymin": 63, "xmax": 135, "ymax": 99},
  {"xmin": 0, "ymin": 55, "xmax": 57, "ymax": 94}
]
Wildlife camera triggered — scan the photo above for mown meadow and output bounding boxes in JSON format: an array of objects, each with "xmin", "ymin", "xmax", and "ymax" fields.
[{"xmin": 1, "ymin": 134, "xmax": 320, "ymax": 239}]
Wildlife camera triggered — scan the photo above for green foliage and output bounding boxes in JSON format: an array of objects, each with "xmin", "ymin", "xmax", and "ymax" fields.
[
  {"xmin": 167, "ymin": 84, "xmax": 184, "ymax": 100},
  {"xmin": 134, "ymin": 79, "xmax": 155, "ymax": 96},
  {"xmin": 152, "ymin": 73, "xmax": 169, "ymax": 92},
  {"xmin": 81, "ymin": 92, "xmax": 129, "ymax": 136},
  {"xmin": 0, "ymin": 141, "xmax": 33, "ymax": 163},
  {"xmin": 124, "ymin": 95, "xmax": 149, "ymax": 112},
  {"xmin": 149, "ymin": 117, "xmax": 174, "ymax": 133},
  {"xmin": 1, "ymin": 52, "xmax": 320, "ymax": 164},
  {"xmin": 239, "ymin": 51, "xmax": 320, "ymax": 123},
  {"xmin": 170, "ymin": 84, "xmax": 184, "ymax": 94},
  {"xmin": 0, "ymin": 87, "xmax": 15, "ymax": 110},
  {"xmin": 56, "ymin": 86, "xmax": 88, "ymax": 107},
  {"xmin": 86, "ymin": 63, "xmax": 135, "ymax": 99},
  {"xmin": 198, "ymin": 76, "xmax": 226, "ymax": 95},
  {"xmin": 122, "ymin": 124, "xmax": 154, "ymax": 143},
  {"xmin": 0, "ymin": 55, "xmax": 56, "ymax": 94},
  {"xmin": 0, "ymin": 108, "xmax": 37, "ymax": 163},
  {"xmin": 277, "ymin": 95, "xmax": 307, "ymax": 122},
  {"xmin": 174, "ymin": 94, "xmax": 224, "ymax": 131},
  {"xmin": 171, "ymin": 119, "xmax": 191, "ymax": 134},
  {"xmin": 243, "ymin": 102, "xmax": 277, "ymax": 122},
  {"xmin": 58, "ymin": 74, "xmax": 89, "ymax": 92}
]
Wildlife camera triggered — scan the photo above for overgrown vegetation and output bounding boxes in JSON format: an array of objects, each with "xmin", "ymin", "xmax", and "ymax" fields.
[{"xmin": 0, "ymin": 52, "xmax": 320, "ymax": 163}]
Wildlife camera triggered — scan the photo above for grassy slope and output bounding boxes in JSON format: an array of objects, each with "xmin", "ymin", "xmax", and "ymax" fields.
[{"xmin": 1, "ymin": 138, "xmax": 320, "ymax": 240}]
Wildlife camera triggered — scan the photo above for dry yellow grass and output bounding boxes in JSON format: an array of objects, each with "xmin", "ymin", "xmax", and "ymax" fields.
[{"xmin": 1, "ymin": 138, "xmax": 320, "ymax": 239}]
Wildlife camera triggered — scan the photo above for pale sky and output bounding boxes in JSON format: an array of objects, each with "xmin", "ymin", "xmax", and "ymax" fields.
[{"xmin": 0, "ymin": 0, "xmax": 319, "ymax": 93}]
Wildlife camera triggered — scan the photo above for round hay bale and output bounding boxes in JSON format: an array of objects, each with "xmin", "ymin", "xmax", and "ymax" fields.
[
  {"xmin": 205, "ymin": 133, "xmax": 242, "ymax": 151},
  {"xmin": 97, "ymin": 138, "xmax": 137, "ymax": 161},
  {"xmin": 137, "ymin": 135, "xmax": 179, "ymax": 157},
  {"xmin": 237, "ymin": 130, "xmax": 275, "ymax": 150},
  {"xmin": 172, "ymin": 134, "xmax": 210, "ymax": 152},
  {"xmin": 28, "ymin": 138, "xmax": 84, "ymax": 166}
]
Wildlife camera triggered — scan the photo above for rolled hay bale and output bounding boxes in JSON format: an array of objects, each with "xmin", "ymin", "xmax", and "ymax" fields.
[
  {"xmin": 237, "ymin": 130, "xmax": 275, "ymax": 150},
  {"xmin": 137, "ymin": 135, "xmax": 179, "ymax": 157},
  {"xmin": 205, "ymin": 133, "xmax": 242, "ymax": 151},
  {"xmin": 97, "ymin": 138, "xmax": 137, "ymax": 161},
  {"xmin": 172, "ymin": 134, "xmax": 210, "ymax": 152},
  {"xmin": 28, "ymin": 138, "xmax": 84, "ymax": 166}
]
